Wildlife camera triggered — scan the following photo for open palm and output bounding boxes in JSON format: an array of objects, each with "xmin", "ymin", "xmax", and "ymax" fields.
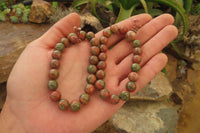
[{"xmin": 1, "ymin": 13, "xmax": 177, "ymax": 133}]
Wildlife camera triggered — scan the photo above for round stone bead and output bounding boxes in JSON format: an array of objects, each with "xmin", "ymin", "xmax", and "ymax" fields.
[
  {"xmin": 119, "ymin": 26, "xmax": 128, "ymax": 34},
  {"xmin": 55, "ymin": 43, "xmax": 65, "ymax": 52},
  {"xmin": 79, "ymin": 30, "xmax": 86, "ymax": 40},
  {"xmin": 48, "ymin": 80, "xmax": 58, "ymax": 91},
  {"xmin": 110, "ymin": 25, "xmax": 119, "ymax": 33},
  {"xmin": 100, "ymin": 44, "xmax": 108, "ymax": 52},
  {"xmin": 68, "ymin": 33, "xmax": 81, "ymax": 44},
  {"xmin": 125, "ymin": 31, "xmax": 136, "ymax": 41},
  {"xmin": 98, "ymin": 53, "xmax": 107, "ymax": 61},
  {"xmin": 58, "ymin": 99, "xmax": 70, "ymax": 110},
  {"xmin": 79, "ymin": 93, "xmax": 90, "ymax": 105},
  {"xmin": 126, "ymin": 81, "xmax": 136, "ymax": 92},
  {"xmin": 49, "ymin": 90, "xmax": 61, "ymax": 102},
  {"xmin": 70, "ymin": 100, "xmax": 81, "ymax": 112},
  {"xmin": 97, "ymin": 61, "xmax": 106, "ymax": 70},
  {"xmin": 103, "ymin": 29, "xmax": 112, "ymax": 38},
  {"xmin": 132, "ymin": 40, "xmax": 141, "ymax": 47},
  {"xmin": 128, "ymin": 72, "xmax": 139, "ymax": 82},
  {"xmin": 100, "ymin": 36, "xmax": 108, "ymax": 44},
  {"xmin": 133, "ymin": 47, "xmax": 142, "ymax": 55},
  {"xmin": 86, "ymin": 31, "xmax": 95, "ymax": 40},
  {"xmin": 90, "ymin": 46, "xmax": 100, "ymax": 55},
  {"xmin": 99, "ymin": 89, "xmax": 110, "ymax": 99},
  {"xmin": 131, "ymin": 63, "xmax": 141, "ymax": 72},
  {"xmin": 87, "ymin": 65, "xmax": 97, "ymax": 74},
  {"xmin": 60, "ymin": 37, "xmax": 70, "ymax": 47},
  {"xmin": 89, "ymin": 56, "xmax": 99, "ymax": 65},
  {"xmin": 49, "ymin": 69, "xmax": 59, "ymax": 79},
  {"xmin": 120, "ymin": 91, "xmax": 130, "ymax": 101},
  {"xmin": 87, "ymin": 74, "xmax": 97, "ymax": 84},
  {"xmin": 95, "ymin": 79, "xmax": 105, "ymax": 90},
  {"xmin": 132, "ymin": 55, "xmax": 142, "ymax": 64},
  {"xmin": 50, "ymin": 59, "xmax": 60, "ymax": 69},
  {"xmin": 96, "ymin": 70, "xmax": 105, "ymax": 79},
  {"xmin": 84, "ymin": 84, "xmax": 95, "ymax": 94},
  {"xmin": 110, "ymin": 94, "xmax": 120, "ymax": 104},
  {"xmin": 52, "ymin": 50, "xmax": 62, "ymax": 60},
  {"xmin": 90, "ymin": 38, "xmax": 100, "ymax": 46}
]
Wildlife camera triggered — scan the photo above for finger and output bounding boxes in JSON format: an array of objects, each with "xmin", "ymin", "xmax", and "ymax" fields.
[
  {"xmin": 118, "ymin": 53, "xmax": 168, "ymax": 94},
  {"xmin": 116, "ymin": 25, "xmax": 178, "ymax": 82},
  {"xmin": 107, "ymin": 14, "xmax": 174, "ymax": 64},
  {"xmin": 35, "ymin": 13, "xmax": 81, "ymax": 49},
  {"xmin": 95, "ymin": 14, "xmax": 152, "ymax": 48}
]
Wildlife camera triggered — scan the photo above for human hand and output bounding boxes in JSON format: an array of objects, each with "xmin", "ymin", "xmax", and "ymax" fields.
[{"xmin": 0, "ymin": 13, "xmax": 177, "ymax": 133}]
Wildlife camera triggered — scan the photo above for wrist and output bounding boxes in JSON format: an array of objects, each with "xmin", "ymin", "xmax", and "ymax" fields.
[{"xmin": 0, "ymin": 103, "xmax": 26, "ymax": 133}]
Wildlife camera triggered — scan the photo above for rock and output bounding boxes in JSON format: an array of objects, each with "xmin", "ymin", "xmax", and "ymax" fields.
[
  {"xmin": 94, "ymin": 101, "xmax": 179, "ymax": 133},
  {"xmin": 29, "ymin": 0, "xmax": 54, "ymax": 23},
  {"xmin": 165, "ymin": 54, "xmax": 178, "ymax": 82},
  {"xmin": 131, "ymin": 72, "xmax": 173, "ymax": 101},
  {"xmin": 187, "ymin": 69, "xmax": 200, "ymax": 90},
  {"xmin": 0, "ymin": 82, "xmax": 6, "ymax": 111},
  {"xmin": 0, "ymin": 22, "xmax": 51, "ymax": 83}
]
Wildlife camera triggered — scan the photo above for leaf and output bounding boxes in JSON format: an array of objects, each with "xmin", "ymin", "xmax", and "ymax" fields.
[
  {"xmin": 116, "ymin": 3, "xmax": 139, "ymax": 23},
  {"xmin": 140, "ymin": 0, "xmax": 148, "ymax": 13},
  {"xmin": 72, "ymin": 0, "xmax": 89, "ymax": 8},
  {"xmin": 184, "ymin": 0, "xmax": 193, "ymax": 13},
  {"xmin": 174, "ymin": 0, "xmax": 183, "ymax": 27},
  {"xmin": 119, "ymin": 0, "xmax": 140, "ymax": 10}
]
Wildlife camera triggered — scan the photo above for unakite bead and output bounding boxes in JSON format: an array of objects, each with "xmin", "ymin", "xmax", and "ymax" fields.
[
  {"xmin": 133, "ymin": 47, "xmax": 142, "ymax": 55},
  {"xmin": 70, "ymin": 100, "xmax": 81, "ymax": 112},
  {"xmin": 79, "ymin": 30, "xmax": 86, "ymax": 40},
  {"xmin": 49, "ymin": 90, "xmax": 61, "ymax": 102},
  {"xmin": 79, "ymin": 93, "xmax": 90, "ymax": 105},
  {"xmin": 131, "ymin": 63, "xmax": 141, "ymax": 72},
  {"xmin": 110, "ymin": 94, "xmax": 120, "ymax": 104},
  {"xmin": 60, "ymin": 37, "xmax": 70, "ymax": 47},
  {"xmin": 132, "ymin": 40, "xmax": 141, "ymax": 47},
  {"xmin": 119, "ymin": 26, "xmax": 128, "ymax": 34},
  {"xmin": 87, "ymin": 65, "xmax": 97, "ymax": 74},
  {"xmin": 96, "ymin": 70, "xmax": 105, "ymax": 79},
  {"xmin": 100, "ymin": 36, "xmax": 108, "ymax": 44},
  {"xmin": 120, "ymin": 91, "xmax": 130, "ymax": 101},
  {"xmin": 125, "ymin": 31, "xmax": 136, "ymax": 41},
  {"xmin": 58, "ymin": 99, "xmax": 70, "ymax": 110},
  {"xmin": 50, "ymin": 59, "xmax": 60, "ymax": 69},
  {"xmin": 132, "ymin": 55, "xmax": 142, "ymax": 64},
  {"xmin": 48, "ymin": 80, "xmax": 58, "ymax": 91},
  {"xmin": 84, "ymin": 84, "xmax": 95, "ymax": 94},
  {"xmin": 87, "ymin": 74, "xmax": 97, "ymax": 84},
  {"xmin": 49, "ymin": 69, "xmax": 59, "ymax": 79},
  {"xmin": 90, "ymin": 46, "xmax": 100, "ymax": 55},
  {"xmin": 89, "ymin": 56, "xmax": 99, "ymax": 65},
  {"xmin": 98, "ymin": 53, "xmax": 107, "ymax": 61},
  {"xmin": 100, "ymin": 89, "xmax": 110, "ymax": 99},
  {"xmin": 100, "ymin": 45, "xmax": 108, "ymax": 52},
  {"xmin": 86, "ymin": 32, "xmax": 95, "ymax": 40},
  {"xmin": 110, "ymin": 25, "xmax": 119, "ymax": 33},
  {"xmin": 97, "ymin": 61, "xmax": 106, "ymax": 70},
  {"xmin": 90, "ymin": 38, "xmax": 100, "ymax": 46},
  {"xmin": 95, "ymin": 79, "xmax": 105, "ymax": 90},
  {"xmin": 126, "ymin": 81, "xmax": 136, "ymax": 92},
  {"xmin": 103, "ymin": 29, "xmax": 112, "ymax": 38},
  {"xmin": 128, "ymin": 72, "xmax": 138, "ymax": 82},
  {"xmin": 52, "ymin": 50, "xmax": 62, "ymax": 60},
  {"xmin": 68, "ymin": 33, "xmax": 79, "ymax": 44}
]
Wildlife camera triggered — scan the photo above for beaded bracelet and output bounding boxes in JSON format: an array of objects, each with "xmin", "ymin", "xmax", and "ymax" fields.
[{"xmin": 47, "ymin": 24, "xmax": 142, "ymax": 112}]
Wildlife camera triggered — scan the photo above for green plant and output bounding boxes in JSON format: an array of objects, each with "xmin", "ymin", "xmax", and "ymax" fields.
[
  {"xmin": 0, "ymin": 13, "xmax": 6, "ymax": 22},
  {"xmin": 10, "ymin": 16, "xmax": 19, "ymax": 23},
  {"xmin": 22, "ymin": 14, "xmax": 29, "ymax": 23}
]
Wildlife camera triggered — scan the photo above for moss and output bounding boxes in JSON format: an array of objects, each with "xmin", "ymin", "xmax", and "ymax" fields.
[
  {"xmin": 10, "ymin": 16, "xmax": 19, "ymax": 23},
  {"xmin": 16, "ymin": 8, "xmax": 22, "ymax": 17},
  {"xmin": 0, "ymin": 13, "xmax": 5, "ymax": 22},
  {"xmin": 22, "ymin": 15, "xmax": 29, "ymax": 23}
]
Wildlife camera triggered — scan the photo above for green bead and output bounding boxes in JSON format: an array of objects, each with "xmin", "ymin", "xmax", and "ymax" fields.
[
  {"xmin": 132, "ymin": 40, "xmax": 141, "ymax": 47},
  {"xmin": 87, "ymin": 65, "xmax": 97, "ymax": 74},
  {"xmin": 103, "ymin": 29, "xmax": 112, "ymax": 38},
  {"xmin": 126, "ymin": 81, "xmax": 136, "ymax": 92},
  {"xmin": 55, "ymin": 43, "xmax": 65, "ymax": 52},
  {"xmin": 79, "ymin": 93, "xmax": 90, "ymax": 105},
  {"xmin": 58, "ymin": 99, "xmax": 69, "ymax": 110},
  {"xmin": 48, "ymin": 80, "xmax": 58, "ymax": 91},
  {"xmin": 71, "ymin": 101, "xmax": 81, "ymax": 112},
  {"xmin": 131, "ymin": 63, "xmax": 141, "ymax": 72},
  {"xmin": 120, "ymin": 91, "xmax": 130, "ymax": 101},
  {"xmin": 110, "ymin": 94, "xmax": 120, "ymax": 104},
  {"xmin": 95, "ymin": 79, "xmax": 105, "ymax": 90},
  {"xmin": 99, "ymin": 89, "xmax": 110, "ymax": 99}
]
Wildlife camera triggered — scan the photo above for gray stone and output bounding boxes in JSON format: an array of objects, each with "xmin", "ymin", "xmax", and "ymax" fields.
[
  {"xmin": 131, "ymin": 72, "xmax": 173, "ymax": 101},
  {"xmin": 94, "ymin": 101, "xmax": 178, "ymax": 133}
]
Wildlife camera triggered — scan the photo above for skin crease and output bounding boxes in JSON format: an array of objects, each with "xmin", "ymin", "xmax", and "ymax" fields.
[{"xmin": 0, "ymin": 13, "xmax": 178, "ymax": 133}]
